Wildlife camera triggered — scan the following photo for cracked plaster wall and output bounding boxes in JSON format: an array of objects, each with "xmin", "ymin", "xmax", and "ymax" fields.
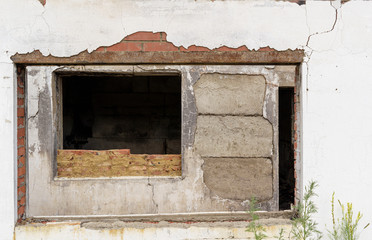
[{"xmin": 2, "ymin": 0, "xmax": 372, "ymax": 239}]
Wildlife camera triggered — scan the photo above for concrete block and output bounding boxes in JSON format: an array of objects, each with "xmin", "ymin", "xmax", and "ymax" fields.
[
  {"xmin": 195, "ymin": 116, "xmax": 272, "ymax": 157},
  {"xmin": 275, "ymin": 65, "xmax": 296, "ymax": 87},
  {"xmin": 194, "ymin": 74, "xmax": 265, "ymax": 115},
  {"xmin": 203, "ymin": 158, "xmax": 273, "ymax": 200}
]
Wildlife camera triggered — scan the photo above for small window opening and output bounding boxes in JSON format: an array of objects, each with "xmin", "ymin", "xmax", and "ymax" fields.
[
  {"xmin": 62, "ymin": 74, "xmax": 181, "ymax": 154},
  {"xmin": 279, "ymin": 87, "xmax": 295, "ymax": 210}
]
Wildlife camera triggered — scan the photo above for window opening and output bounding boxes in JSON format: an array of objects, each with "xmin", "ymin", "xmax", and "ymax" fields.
[
  {"xmin": 57, "ymin": 74, "xmax": 182, "ymax": 178},
  {"xmin": 62, "ymin": 74, "xmax": 181, "ymax": 154}
]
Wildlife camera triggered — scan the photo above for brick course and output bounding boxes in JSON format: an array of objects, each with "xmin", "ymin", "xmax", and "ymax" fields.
[
  {"xmin": 17, "ymin": 66, "xmax": 26, "ymax": 221},
  {"xmin": 96, "ymin": 31, "xmax": 280, "ymax": 53}
]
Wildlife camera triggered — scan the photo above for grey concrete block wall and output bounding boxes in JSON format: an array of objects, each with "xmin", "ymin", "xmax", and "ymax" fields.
[
  {"xmin": 194, "ymin": 74, "xmax": 266, "ymax": 115},
  {"xmin": 194, "ymin": 73, "xmax": 274, "ymax": 202},
  {"xmin": 194, "ymin": 116, "xmax": 273, "ymax": 157},
  {"xmin": 202, "ymin": 158, "xmax": 273, "ymax": 201},
  {"xmin": 26, "ymin": 65, "xmax": 287, "ymax": 217}
]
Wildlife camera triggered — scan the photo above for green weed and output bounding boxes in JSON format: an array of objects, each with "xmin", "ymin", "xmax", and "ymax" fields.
[
  {"xmin": 291, "ymin": 181, "xmax": 322, "ymax": 240},
  {"xmin": 246, "ymin": 197, "xmax": 267, "ymax": 240},
  {"xmin": 328, "ymin": 192, "xmax": 369, "ymax": 240}
]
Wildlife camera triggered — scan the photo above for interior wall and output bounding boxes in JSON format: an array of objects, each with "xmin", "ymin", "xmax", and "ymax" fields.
[
  {"xmin": 2, "ymin": 0, "xmax": 372, "ymax": 239},
  {"xmin": 62, "ymin": 75, "xmax": 181, "ymax": 153}
]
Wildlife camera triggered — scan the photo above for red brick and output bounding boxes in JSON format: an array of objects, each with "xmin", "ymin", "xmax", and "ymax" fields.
[
  {"xmin": 17, "ymin": 205, "xmax": 25, "ymax": 217},
  {"xmin": 106, "ymin": 42, "xmax": 142, "ymax": 52},
  {"xmin": 18, "ymin": 167, "xmax": 26, "ymax": 178},
  {"xmin": 258, "ymin": 46, "xmax": 275, "ymax": 52},
  {"xmin": 143, "ymin": 42, "xmax": 178, "ymax": 52},
  {"xmin": 18, "ymin": 137, "xmax": 25, "ymax": 147},
  {"xmin": 18, "ymin": 176, "xmax": 25, "ymax": 185},
  {"xmin": 17, "ymin": 184, "xmax": 26, "ymax": 195},
  {"xmin": 17, "ymin": 86, "xmax": 24, "ymax": 95},
  {"xmin": 17, "ymin": 108, "xmax": 24, "ymax": 117},
  {"xmin": 17, "ymin": 147, "xmax": 25, "ymax": 157},
  {"xmin": 294, "ymin": 95, "xmax": 299, "ymax": 103},
  {"xmin": 214, "ymin": 46, "xmax": 248, "ymax": 51},
  {"xmin": 17, "ymin": 128, "xmax": 25, "ymax": 137},
  {"xmin": 17, "ymin": 117, "xmax": 24, "ymax": 127},
  {"xmin": 17, "ymin": 98, "xmax": 24, "ymax": 107},
  {"xmin": 235, "ymin": 46, "xmax": 249, "ymax": 51},
  {"xmin": 124, "ymin": 32, "xmax": 163, "ymax": 41},
  {"xmin": 18, "ymin": 156, "xmax": 26, "ymax": 166},
  {"xmin": 17, "ymin": 77, "xmax": 24, "ymax": 87},
  {"xmin": 18, "ymin": 196, "xmax": 26, "ymax": 206},
  {"xmin": 185, "ymin": 45, "xmax": 210, "ymax": 52},
  {"xmin": 95, "ymin": 47, "xmax": 106, "ymax": 52}
]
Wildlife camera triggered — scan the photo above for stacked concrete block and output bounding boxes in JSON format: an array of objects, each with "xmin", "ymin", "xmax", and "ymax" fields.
[{"xmin": 194, "ymin": 74, "xmax": 273, "ymax": 201}]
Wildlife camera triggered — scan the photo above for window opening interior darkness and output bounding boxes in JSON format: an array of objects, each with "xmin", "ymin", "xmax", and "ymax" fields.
[
  {"xmin": 279, "ymin": 87, "xmax": 295, "ymax": 210},
  {"xmin": 62, "ymin": 74, "xmax": 181, "ymax": 154}
]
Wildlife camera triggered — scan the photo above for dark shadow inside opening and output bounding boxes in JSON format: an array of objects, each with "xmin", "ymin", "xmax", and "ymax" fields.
[
  {"xmin": 279, "ymin": 87, "xmax": 295, "ymax": 210},
  {"xmin": 62, "ymin": 74, "xmax": 181, "ymax": 154}
]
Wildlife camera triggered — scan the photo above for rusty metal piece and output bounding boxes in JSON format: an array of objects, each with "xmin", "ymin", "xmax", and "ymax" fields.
[{"xmin": 11, "ymin": 49, "xmax": 304, "ymax": 65}]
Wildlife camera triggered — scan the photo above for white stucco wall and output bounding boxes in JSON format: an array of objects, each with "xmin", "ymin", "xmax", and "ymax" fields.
[{"xmin": 1, "ymin": 0, "xmax": 372, "ymax": 239}]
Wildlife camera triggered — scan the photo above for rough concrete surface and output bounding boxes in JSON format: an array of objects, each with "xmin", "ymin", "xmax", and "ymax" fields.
[
  {"xmin": 2, "ymin": 0, "xmax": 372, "ymax": 239},
  {"xmin": 194, "ymin": 74, "xmax": 266, "ymax": 115},
  {"xmin": 195, "ymin": 115, "xmax": 273, "ymax": 157},
  {"xmin": 26, "ymin": 65, "xmax": 279, "ymax": 218},
  {"xmin": 275, "ymin": 65, "xmax": 296, "ymax": 87},
  {"xmin": 15, "ymin": 219, "xmax": 293, "ymax": 240},
  {"xmin": 203, "ymin": 158, "xmax": 273, "ymax": 200}
]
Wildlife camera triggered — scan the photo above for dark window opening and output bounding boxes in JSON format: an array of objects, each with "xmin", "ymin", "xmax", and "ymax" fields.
[
  {"xmin": 279, "ymin": 87, "xmax": 295, "ymax": 210},
  {"xmin": 62, "ymin": 74, "xmax": 181, "ymax": 154}
]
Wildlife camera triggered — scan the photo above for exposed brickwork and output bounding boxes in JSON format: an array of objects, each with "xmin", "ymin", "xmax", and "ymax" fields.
[
  {"xmin": 13, "ymin": 31, "xmax": 303, "ymax": 219},
  {"xmin": 94, "ymin": 31, "xmax": 284, "ymax": 54},
  {"xmin": 38, "ymin": 0, "xmax": 46, "ymax": 6},
  {"xmin": 57, "ymin": 150, "xmax": 181, "ymax": 178},
  {"xmin": 17, "ymin": 66, "xmax": 26, "ymax": 221}
]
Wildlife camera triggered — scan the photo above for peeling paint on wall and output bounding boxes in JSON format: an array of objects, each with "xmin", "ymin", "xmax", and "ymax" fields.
[{"xmin": 2, "ymin": 1, "xmax": 372, "ymax": 239}]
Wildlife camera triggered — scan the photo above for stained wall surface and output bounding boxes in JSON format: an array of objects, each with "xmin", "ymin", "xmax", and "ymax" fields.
[
  {"xmin": 25, "ymin": 65, "xmax": 281, "ymax": 216},
  {"xmin": 2, "ymin": 0, "xmax": 372, "ymax": 239}
]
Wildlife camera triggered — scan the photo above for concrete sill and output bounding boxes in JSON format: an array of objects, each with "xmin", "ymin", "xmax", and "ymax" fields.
[{"xmin": 20, "ymin": 210, "xmax": 295, "ymax": 225}]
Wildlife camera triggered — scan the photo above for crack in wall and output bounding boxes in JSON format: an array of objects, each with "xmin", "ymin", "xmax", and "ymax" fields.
[
  {"xmin": 28, "ymin": 110, "xmax": 39, "ymax": 120},
  {"xmin": 304, "ymin": 0, "xmax": 340, "ymax": 93},
  {"xmin": 147, "ymin": 179, "xmax": 159, "ymax": 213}
]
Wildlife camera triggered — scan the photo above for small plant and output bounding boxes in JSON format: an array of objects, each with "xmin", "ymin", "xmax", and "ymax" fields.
[
  {"xmin": 246, "ymin": 197, "xmax": 267, "ymax": 240},
  {"xmin": 291, "ymin": 181, "xmax": 322, "ymax": 240},
  {"xmin": 328, "ymin": 192, "xmax": 369, "ymax": 240},
  {"xmin": 277, "ymin": 228, "xmax": 285, "ymax": 240}
]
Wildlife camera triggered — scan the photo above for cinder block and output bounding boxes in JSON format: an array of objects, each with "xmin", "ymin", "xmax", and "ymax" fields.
[
  {"xmin": 194, "ymin": 74, "xmax": 265, "ymax": 115},
  {"xmin": 195, "ymin": 116, "xmax": 272, "ymax": 157},
  {"xmin": 203, "ymin": 158, "xmax": 273, "ymax": 201}
]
